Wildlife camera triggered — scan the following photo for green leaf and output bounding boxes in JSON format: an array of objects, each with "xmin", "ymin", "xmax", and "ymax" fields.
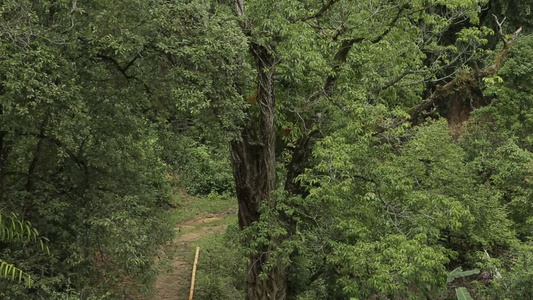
[
  {"xmin": 455, "ymin": 287, "xmax": 474, "ymax": 300},
  {"xmin": 447, "ymin": 267, "xmax": 480, "ymax": 284},
  {"xmin": 0, "ymin": 260, "xmax": 31, "ymax": 287}
]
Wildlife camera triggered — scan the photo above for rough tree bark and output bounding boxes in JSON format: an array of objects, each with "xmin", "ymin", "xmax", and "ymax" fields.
[
  {"xmin": 229, "ymin": 2, "xmax": 410, "ymax": 298},
  {"xmin": 229, "ymin": 0, "xmax": 291, "ymax": 298},
  {"xmin": 229, "ymin": 39, "xmax": 287, "ymax": 299}
]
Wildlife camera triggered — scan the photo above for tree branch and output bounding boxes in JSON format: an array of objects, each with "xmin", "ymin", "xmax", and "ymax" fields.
[
  {"xmin": 299, "ymin": 0, "xmax": 339, "ymax": 22},
  {"xmin": 234, "ymin": 0, "xmax": 244, "ymax": 16},
  {"xmin": 284, "ymin": 4, "xmax": 408, "ymax": 196},
  {"xmin": 324, "ymin": 4, "xmax": 407, "ymax": 96},
  {"xmin": 96, "ymin": 54, "xmax": 151, "ymax": 93},
  {"xmin": 386, "ymin": 26, "xmax": 523, "ymax": 130},
  {"xmin": 96, "ymin": 54, "xmax": 139, "ymax": 80}
]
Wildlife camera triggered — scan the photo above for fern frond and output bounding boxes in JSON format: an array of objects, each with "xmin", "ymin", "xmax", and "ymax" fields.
[
  {"xmin": 0, "ymin": 259, "xmax": 32, "ymax": 287},
  {"xmin": 0, "ymin": 211, "xmax": 42, "ymax": 244}
]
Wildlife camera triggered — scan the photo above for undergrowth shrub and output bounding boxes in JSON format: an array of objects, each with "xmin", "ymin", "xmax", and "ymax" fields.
[{"xmin": 193, "ymin": 223, "xmax": 245, "ymax": 300}]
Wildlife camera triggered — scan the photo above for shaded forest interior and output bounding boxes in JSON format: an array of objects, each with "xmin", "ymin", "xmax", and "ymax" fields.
[{"xmin": 2, "ymin": 0, "xmax": 533, "ymax": 299}]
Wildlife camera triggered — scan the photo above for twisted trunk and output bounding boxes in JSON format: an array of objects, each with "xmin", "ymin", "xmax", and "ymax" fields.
[{"xmin": 230, "ymin": 43, "xmax": 287, "ymax": 299}]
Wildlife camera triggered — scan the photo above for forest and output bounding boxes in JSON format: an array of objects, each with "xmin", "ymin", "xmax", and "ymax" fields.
[{"xmin": 1, "ymin": 0, "xmax": 533, "ymax": 299}]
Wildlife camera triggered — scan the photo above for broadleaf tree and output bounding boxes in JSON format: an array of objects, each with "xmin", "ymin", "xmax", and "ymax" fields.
[
  {"xmin": 224, "ymin": 0, "xmax": 526, "ymax": 299},
  {"xmin": 1, "ymin": 0, "xmax": 531, "ymax": 299},
  {"xmin": 0, "ymin": 0, "xmax": 246, "ymax": 298}
]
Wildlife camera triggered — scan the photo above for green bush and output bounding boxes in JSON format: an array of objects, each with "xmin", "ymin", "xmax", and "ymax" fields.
[
  {"xmin": 475, "ymin": 243, "xmax": 533, "ymax": 300},
  {"xmin": 193, "ymin": 223, "xmax": 245, "ymax": 300},
  {"xmin": 173, "ymin": 141, "xmax": 235, "ymax": 196}
]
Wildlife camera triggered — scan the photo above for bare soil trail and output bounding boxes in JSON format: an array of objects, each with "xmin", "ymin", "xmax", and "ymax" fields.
[{"xmin": 149, "ymin": 214, "xmax": 228, "ymax": 300}]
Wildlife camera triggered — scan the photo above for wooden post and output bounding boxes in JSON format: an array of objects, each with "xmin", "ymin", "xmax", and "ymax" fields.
[{"xmin": 188, "ymin": 247, "xmax": 200, "ymax": 300}]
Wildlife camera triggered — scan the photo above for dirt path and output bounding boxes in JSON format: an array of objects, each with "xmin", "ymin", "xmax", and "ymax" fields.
[{"xmin": 149, "ymin": 215, "xmax": 228, "ymax": 300}]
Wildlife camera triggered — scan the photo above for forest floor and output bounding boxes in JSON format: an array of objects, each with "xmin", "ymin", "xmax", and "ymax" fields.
[{"xmin": 146, "ymin": 193, "xmax": 237, "ymax": 300}]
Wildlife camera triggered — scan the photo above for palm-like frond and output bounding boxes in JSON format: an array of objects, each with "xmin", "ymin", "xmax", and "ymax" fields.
[
  {"xmin": 0, "ymin": 210, "xmax": 49, "ymax": 286},
  {"xmin": 0, "ymin": 259, "xmax": 32, "ymax": 287}
]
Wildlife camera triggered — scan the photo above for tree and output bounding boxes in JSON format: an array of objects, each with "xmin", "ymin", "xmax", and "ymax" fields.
[
  {"xmin": 1, "ymin": 0, "xmax": 527, "ymax": 298},
  {"xmin": 0, "ymin": 0, "xmax": 245, "ymax": 297},
  {"xmin": 298, "ymin": 118, "xmax": 515, "ymax": 298},
  {"xmin": 225, "ymin": 0, "xmax": 523, "ymax": 298}
]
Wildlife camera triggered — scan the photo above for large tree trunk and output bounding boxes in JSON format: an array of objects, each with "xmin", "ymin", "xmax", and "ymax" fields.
[
  {"xmin": 229, "ymin": 2, "xmax": 405, "ymax": 298},
  {"xmin": 230, "ymin": 42, "xmax": 287, "ymax": 299}
]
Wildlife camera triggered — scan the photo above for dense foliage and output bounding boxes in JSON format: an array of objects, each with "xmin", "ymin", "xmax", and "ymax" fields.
[
  {"xmin": 0, "ymin": 0, "xmax": 243, "ymax": 298},
  {"xmin": 1, "ymin": 0, "xmax": 533, "ymax": 299}
]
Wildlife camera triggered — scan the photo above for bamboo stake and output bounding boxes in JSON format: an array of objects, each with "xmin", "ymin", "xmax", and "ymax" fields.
[{"xmin": 188, "ymin": 247, "xmax": 200, "ymax": 300}]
